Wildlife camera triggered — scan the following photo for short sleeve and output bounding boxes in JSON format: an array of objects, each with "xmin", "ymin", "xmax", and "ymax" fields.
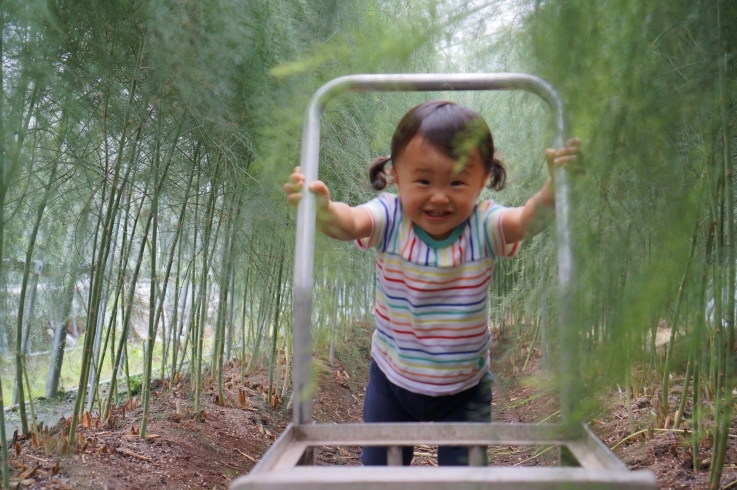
[
  {"xmin": 483, "ymin": 201, "xmax": 521, "ymax": 258},
  {"xmin": 355, "ymin": 193, "xmax": 398, "ymax": 251}
]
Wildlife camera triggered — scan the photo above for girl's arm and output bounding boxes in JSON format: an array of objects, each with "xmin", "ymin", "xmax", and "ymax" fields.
[
  {"xmin": 501, "ymin": 138, "xmax": 580, "ymax": 243},
  {"xmin": 284, "ymin": 166, "xmax": 372, "ymax": 241}
]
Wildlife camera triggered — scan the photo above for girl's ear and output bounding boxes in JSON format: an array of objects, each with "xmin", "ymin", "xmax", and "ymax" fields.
[
  {"xmin": 481, "ymin": 171, "xmax": 492, "ymax": 192},
  {"xmin": 388, "ymin": 165, "xmax": 398, "ymax": 186}
]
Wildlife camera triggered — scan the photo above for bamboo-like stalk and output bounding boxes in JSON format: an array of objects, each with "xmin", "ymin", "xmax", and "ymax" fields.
[
  {"xmin": 239, "ymin": 261, "xmax": 251, "ymax": 384},
  {"xmin": 245, "ymin": 268, "xmax": 275, "ymax": 375},
  {"xmin": 213, "ymin": 183, "xmax": 240, "ymax": 404},
  {"xmin": 15, "ymin": 153, "xmax": 59, "ymax": 434},
  {"xmin": 328, "ymin": 279, "xmax": 339, "ymax": 367},
  {"xmin": 88, "ymin": 193, "xmax": 125, "ymax": 412},
  {"xmin": 281, "ymin": 316, "xmax": 292, "ymax": 399},
  {"xmin": 22, "ymin": 355, "xmax": 37, "ymax": 436},
  {"xmin": 174, "ymin": 157, "xmax": 202, "ymax": 384},
  {"xmin": 150, "ymin": 113, "xmax": 190, "ymax": 385},
  {"xmin": 101, "ymin": 178, "xmax": 155, "ymax": 421},
  {"xmin": 225, "ymin": 266, "xmax": 236, "ymax": 362},
  {"xmin": 710, "ymin": 4, "xmax": 733, "ymax": 485},
  {"xmin": 194, "ymin": 165, "xmax": 220, "ymax": 419},
  {"xmin": 90, "ymin": 188, "xmax": 137, "ymax": 410},
  {"xmin": 10, "ymin": 82, "xmax": 42, "ymax": 434},
  {"xmin": 140, "ymin": 108, "xmax": 162, "ymax": 438},
  {"xmin": 70, "ymin": 33, "xmax": 147, "ymax": 446},
  {"xmin": 160, "ymin": 168, "xmax": 194, "ymax": 385},
  {"xmin": 672, "ymin": 358, "xmax": 691, "ymax": 429},
  {"xmin": 625, "ymin": 368, "xmax": 635, "ymax": 435},
  {"xmin": 660, "ymin": 222, "xmax": 698, "ymax": 420},
  {"xmin": 0, "ymin": 21, "xmax": 7, "ymax": 489},
  {"xmin": 691, "ymin": 264, "xmax": 706, "ymax": 473},
  {"xmin": 268, "ymin": 246, "xmax": 285, "ymax": 407},
  {"xmin": 171, "ymin": 260, "xmax": 191, "ymax": 384},
  {"xmin": 184, "ymin": 283, "xmax": 201, "ymax": 383}
]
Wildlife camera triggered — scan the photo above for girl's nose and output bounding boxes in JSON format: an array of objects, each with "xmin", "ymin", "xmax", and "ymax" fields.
[{"xmin": 430, "ymin": 190, "xmax": 450, "ymax": 205}]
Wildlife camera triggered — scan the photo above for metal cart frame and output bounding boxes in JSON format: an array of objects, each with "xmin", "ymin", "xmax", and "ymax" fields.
[{"xmin": 230, "ymin": 73, "xmax": 657, "ymax": 490}]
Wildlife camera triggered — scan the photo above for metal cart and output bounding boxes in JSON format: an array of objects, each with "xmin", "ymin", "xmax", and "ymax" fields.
[{"xmin": 230, "ymin": 73, "xmax": 657, "ymax": 490}]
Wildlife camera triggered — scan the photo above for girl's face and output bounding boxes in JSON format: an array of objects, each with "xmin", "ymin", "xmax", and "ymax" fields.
[{"xmin": 391, "ymin": 136, "xmax": 490, "ymax": 240}]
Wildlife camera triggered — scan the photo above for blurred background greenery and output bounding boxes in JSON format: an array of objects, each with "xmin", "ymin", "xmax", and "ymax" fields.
[{"xmin": 0, "ymin": 0, "xmax": 735, "ymax": 486}]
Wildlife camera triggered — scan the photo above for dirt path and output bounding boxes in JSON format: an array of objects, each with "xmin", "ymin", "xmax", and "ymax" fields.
[{"xmin": 6, "ymin": 329, "xmax": 737, "ymax": 489}]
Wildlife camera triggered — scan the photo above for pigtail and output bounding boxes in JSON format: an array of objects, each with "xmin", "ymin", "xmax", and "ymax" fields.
[
  {"xmin": 487, "ymin": 152, "xmax": 507, "ymax": 191},
  {"xmin": 369, "ymin": 156, "xmax": 392, "ymax": 190}
]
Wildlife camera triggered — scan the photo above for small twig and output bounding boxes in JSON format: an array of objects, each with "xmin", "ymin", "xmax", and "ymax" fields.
[
  {"xmin": 537, "ymin": 410, "xmax": 560, "ymax": 424},
  {"xmin": 720, "ymin": 478, "xmax": 737, "ymax": 490},
  {"xmin": 25, "ymin": 455, "xmax": 50, "ymax": 464},
  {"xmin": 236, "ymin": 449, "xmax": 257, "ymax": 463},
  {"xmin": 116, "ymin": 447, "xmax": 152, "ymax": 462},
  {"xmin": 610, "ymin": 428, "xmax": 737, "ymax": 451},
  {"xmin": 513, "ymin": 446, "xmax": 554, "ymax": 466},
  {"xmin": 19, "ymin": 464, "xmax": 39, "ymax": 480}
]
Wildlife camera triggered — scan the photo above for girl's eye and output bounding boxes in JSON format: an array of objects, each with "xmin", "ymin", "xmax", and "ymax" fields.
[
  {"xmin": 451, "ymin": 181, "xmax": 465, "ymax": 187},
  {"xmin": 417, "ymin": 179, "xmax": 430, "ymax": 185}
]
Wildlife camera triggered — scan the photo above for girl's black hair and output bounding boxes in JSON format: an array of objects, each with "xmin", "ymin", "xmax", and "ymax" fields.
[{"xmin": 369, "ymin": 100, "xmax": 506, "ymax": 191}]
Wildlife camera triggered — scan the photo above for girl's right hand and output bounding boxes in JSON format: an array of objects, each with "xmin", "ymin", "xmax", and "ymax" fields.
[
  {"xmin": 283, "ymin": 166, "xmax": 372, "ymax": 241},
  {"xmin": 283, "ymin": 166, "xmax": 332, "ymax": 213}
]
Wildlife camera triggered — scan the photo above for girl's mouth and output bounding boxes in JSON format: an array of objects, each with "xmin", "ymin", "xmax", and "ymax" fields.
[{"xmin": 424, "ymin": 210, "xmax": 452, "ymax": 219}]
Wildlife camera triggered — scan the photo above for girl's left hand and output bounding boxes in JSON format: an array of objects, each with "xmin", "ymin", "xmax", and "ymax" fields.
[{"xmin": 545, "ymin": 138, "xmax": 581, "ymax": 178}]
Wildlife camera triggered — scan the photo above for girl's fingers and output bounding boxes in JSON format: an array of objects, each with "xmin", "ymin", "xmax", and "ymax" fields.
[
  {"xmin": 553, "ymin": 155, "xmax": 579, "ymax": 165},
  {"xmin": 284, "ymin": 174, "xmax": 332, "ymax": 211},
  {"xmin": 283, "ymin": 182, "xmax": 301, "ymax": 195},
  {"xmin": 287, "ymin": 193, "xmax": 302, "ymax": 206},
  {"xmin": 308, "ymin": 180, "xmax": 328, "ymax": 195},
  {"xmin": 549, "ymin": 144, "xmax": 581, "ymax": 166},
  {"xmin": 308, "ymin": 181, "xmax": 330, "ymax": 205},
  {"xmin": 289, "ymin": 173, "xmax": 305, "ymax": 185},
  {"xmin": 545, "ymin": 148, "xmax": 556, "ymax": 163}
]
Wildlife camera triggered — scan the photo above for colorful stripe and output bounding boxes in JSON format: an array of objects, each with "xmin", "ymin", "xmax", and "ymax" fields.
[{"xmin": 356, "ymin": 193, "xmax": 520, "ymax": 396}]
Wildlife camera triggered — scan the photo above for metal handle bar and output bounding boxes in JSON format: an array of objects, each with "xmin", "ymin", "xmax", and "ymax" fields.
[{"xmin": 292, "ymin": 73, "xmax": 578, "ymax": 426}]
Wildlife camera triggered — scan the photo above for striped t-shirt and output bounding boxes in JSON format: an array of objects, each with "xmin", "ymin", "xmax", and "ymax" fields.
[{"xmin": 356, "ymin": 193, "xmax": 520, "ymax": 396}]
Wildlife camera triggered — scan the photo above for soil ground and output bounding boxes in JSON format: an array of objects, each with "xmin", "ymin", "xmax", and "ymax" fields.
[{"xmin": 6, "ymin": 323, "xmax": 737, "ymax": 489}]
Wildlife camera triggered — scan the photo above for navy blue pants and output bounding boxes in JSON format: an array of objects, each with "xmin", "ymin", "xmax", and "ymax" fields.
[{"xmin": 360, "ymin": 360, "xmax": 493, "ymax": 466}]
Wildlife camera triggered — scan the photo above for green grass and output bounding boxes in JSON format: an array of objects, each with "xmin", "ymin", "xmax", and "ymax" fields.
[{"xmin": 0, "ymin": 335, "xmax": 169, "ymax": 403}]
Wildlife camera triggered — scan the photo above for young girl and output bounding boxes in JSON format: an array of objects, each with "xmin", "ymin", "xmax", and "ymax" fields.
[{"xmin": 284, "ymin": 100, "xmax": 580, "ymax": 467}]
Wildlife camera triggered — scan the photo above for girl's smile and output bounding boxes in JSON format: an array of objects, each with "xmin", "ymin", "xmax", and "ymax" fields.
[{"xmin": 390, "ymin": 136, "xmax": 490, "ymax": 240}]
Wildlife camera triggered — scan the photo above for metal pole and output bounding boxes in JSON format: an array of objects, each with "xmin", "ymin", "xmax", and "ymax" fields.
[{"xmin": 292, "ymin": 73, "xmax": 576, "ymax": 427}]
